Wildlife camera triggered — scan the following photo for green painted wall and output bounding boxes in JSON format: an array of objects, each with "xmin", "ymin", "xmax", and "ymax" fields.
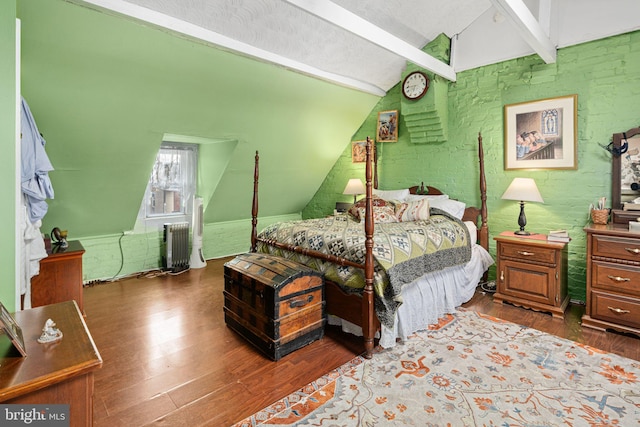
[
  {"xmin": 1, "ymin": 2, "xmax": 17, "ymax": 310},
  {"xmin": 305, "ymin": 31, "xmax": 640, "ymax": 302},
  {"xmin": 14, "ymin": 0, "xmax": 379, "ymax": 285}
]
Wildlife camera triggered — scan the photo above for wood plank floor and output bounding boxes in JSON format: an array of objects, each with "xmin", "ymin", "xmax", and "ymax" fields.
[{"xmin": 84, "ymin": 256, "xmax": 640, "ymax": 426}]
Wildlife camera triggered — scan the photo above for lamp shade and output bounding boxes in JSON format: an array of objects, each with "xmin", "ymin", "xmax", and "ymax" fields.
[
  {"xmin": 343, "ymin": 178, "xmax": 365, "ymax": 196},
  {"xmin": 501, "ymin": 178, "xmax": 544, "ymax": 203}
]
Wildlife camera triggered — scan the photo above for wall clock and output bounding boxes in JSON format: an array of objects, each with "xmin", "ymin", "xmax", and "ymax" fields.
[{"xmin": 401, "ymin": 71, "xmax": 429, "ymax": 100}]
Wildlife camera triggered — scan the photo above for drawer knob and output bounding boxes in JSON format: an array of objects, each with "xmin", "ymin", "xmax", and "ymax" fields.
[
  {"xmin": 516, "ymin": 251, "xmax": 535, "ymax": 256},
  {"xmin": 607, "ymin": 306, "xmax": 631, "ymax": 314},
  {"xmin": 607, "ymin": 275, "xmax": 631, "ymax": 283},
  {"xmin": 625, "ymin": 247, "xmax": 640, "ymax": 255}
]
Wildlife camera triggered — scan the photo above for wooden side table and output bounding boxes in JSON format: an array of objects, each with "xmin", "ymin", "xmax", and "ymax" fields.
[
  {"xmin": 30, "ymin": 240, "xmax": 85, "ymax": 313},
  {"xmin": 583, "ymin": 223, "xmax": 640, "ymax": 335},
  {"xmin": 0, "ymin": 301, "xmax": 102, "ymax": 426},
  {"xmin": 493, "ymin": 232, "xmax": 569, "ymax": 318}
]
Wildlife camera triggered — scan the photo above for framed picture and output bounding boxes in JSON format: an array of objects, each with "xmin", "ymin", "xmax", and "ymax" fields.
[
  {"xmin": 504, "ymin": 94, "xmax": 577, "ymax": 170},
  {"xmin": 351, "ymin": 140, "xmax": 367, "ymax": 163},
  {"xmin": 377, "ymin": 110, "xmax": 398, "ymax": 142},
  {"xmin": 0, "ymin": 301, "xmax": 27, "ymax": 356}
]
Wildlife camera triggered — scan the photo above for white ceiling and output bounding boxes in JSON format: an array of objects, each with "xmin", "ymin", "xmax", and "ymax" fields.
[{"xmin": 77, "ymin": 0, "xmax": 640, "ymax": 95}]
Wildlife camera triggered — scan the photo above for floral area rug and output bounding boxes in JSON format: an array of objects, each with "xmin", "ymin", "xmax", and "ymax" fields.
[{"xmin": 232, "ymin": 309, "xmax": 640, "ymax": 426}]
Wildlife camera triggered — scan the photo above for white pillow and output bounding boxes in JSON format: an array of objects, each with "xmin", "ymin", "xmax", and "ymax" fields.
[
  {"xmin": 405, "ymin": 193, "xmax": 449, "ymax": 202},
  {"xmin": 372, "ymin": 188, "xmax": 410, "ymax": 202},
  {"xmin": 430, "ymin": 198, "xmax": 466, "ymax": 220}
]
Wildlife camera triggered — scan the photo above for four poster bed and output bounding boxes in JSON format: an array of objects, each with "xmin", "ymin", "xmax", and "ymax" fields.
[{"xmin": 249, "ymin": 133, "xmax": 491, "ymax": 358}]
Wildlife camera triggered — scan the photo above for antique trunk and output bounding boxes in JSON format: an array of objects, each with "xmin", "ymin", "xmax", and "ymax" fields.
[{"xmin": 223, "ymin": 253, "xmax": 325, "ymax": 360}]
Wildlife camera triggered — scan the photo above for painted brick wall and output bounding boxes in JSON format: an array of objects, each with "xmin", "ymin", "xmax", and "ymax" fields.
[
  {"xmin": 81, "ymin": 213, "xmax": 301, "ymax": 282},
  {"xmin": 304, "ymin": 31, "xmax": 640, "ymax": 302}
]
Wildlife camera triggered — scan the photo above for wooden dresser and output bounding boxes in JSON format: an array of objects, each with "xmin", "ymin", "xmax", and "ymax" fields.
[
  {"xmin": 583, "ymin": 223, "xmax": 640, "ymax": 335},
  {"xmin": 0, "ymin": 301, "xmax": 102, "ymax": 426},
  {"xmin": 493, "ymin": 232, "xmax": 569, "ymax": 318},
  {"xmin": 30, "ymin": 240, "xmax": 85, "ymax": 313}
]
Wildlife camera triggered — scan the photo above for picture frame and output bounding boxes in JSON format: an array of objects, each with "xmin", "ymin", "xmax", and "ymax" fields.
[
  {"xmin": 351, "ymin": 140, "xmax": 367, "ymax": 163},
  {"xmin": 0, "ymin": 301, "xmax": 27, "ymax": 356},
  {"xmin": 504, "ymin": 94, "xmax": 577, "ymax": 170},
  {"xmin": 377, "ymin": 110, "xmax": 398, "ymax": 142}
]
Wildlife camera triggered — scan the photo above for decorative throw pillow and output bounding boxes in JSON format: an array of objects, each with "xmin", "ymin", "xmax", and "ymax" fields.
[
  {"xmin": 395, "ymin": 198, "xmax": 430, "ymax": 222},
  {"xmin": 348, "ymin": 196, "xmax": 398, "ymax": 223}
]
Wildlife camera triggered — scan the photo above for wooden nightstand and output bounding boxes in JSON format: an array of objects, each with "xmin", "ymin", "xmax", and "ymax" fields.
[
  {"xmin": 30, "ymin": 240, "xmax": 85, "ymax": 313},
  {"xmin": 493, "ymin": 232, "xmax": 569, "ymax": 318}
]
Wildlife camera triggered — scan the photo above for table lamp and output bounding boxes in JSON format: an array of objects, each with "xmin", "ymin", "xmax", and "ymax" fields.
[
  {"xmin": 501, "ymin": 177, "xmax": 544, "ymax": 235},
  {"xmin": 343, "ymin": 178, "xmax": 365, "ymax": 203}
]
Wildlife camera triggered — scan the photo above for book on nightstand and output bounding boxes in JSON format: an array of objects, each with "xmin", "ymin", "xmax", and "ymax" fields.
[{"xmin": 547, "ymin": 229, "xmax": 571, "ymax": 242}]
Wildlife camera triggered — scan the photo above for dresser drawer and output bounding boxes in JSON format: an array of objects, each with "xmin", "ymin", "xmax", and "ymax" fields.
[
  {"xmin": 591, "ymin": 234, "xmax": 640, "ymax": 264},
  {"xmin": 590, "ymin": 291, "xmax": 640, "ymax": 330},
  {"xmin": 592, "ymin": 261, "xmax": 640, "ymax": 297},
  {"xmin": 498, "ymin": 241, "xmax": 557, "ymax": 265}
]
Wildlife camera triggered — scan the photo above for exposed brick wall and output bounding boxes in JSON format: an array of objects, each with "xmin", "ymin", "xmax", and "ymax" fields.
[
  {"xmin": 81, "ymin": 214, "xmax": 301, "ymax": 282},
  {"xmin": 304, "ymin": 31, "xmax": 640, "ymax": 302}
]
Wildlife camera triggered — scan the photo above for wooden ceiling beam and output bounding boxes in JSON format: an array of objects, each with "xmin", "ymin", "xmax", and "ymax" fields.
[
  {"xmin": 77, "ymin": 0, "xmax": 387, "ymax": 96},
  {"xmin": 284, "ymin": 0, "xmax": 457, "ymax": 82},
  {"xmin": 489, "ymin": 0, "xmax": 556, "ymax": 63}
]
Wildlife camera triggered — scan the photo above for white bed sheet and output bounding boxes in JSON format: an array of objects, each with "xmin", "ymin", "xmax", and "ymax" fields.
[{"xmin": 328, "ymin": 221, "xmax": 494, "ymax": 348}]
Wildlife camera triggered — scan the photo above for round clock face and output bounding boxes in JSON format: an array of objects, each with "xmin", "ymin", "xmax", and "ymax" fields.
[{"xmin": 402, "ymin": 71, "xmax": 429, "ymax": 100}]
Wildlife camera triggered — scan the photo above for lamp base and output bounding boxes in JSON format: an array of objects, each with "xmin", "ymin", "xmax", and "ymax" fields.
[{"xmin": 514, "ymin": 229, "xmax": 531, "ymax": 236}]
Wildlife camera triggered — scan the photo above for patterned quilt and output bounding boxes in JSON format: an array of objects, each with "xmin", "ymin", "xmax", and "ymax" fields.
[{"xmin": 256, "ymin": 208, "xmax": 471, "ymax": 328}]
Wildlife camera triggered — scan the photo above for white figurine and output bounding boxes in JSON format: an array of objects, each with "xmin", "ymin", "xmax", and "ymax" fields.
[{"xmin": 37, "ymin": 318, "xmax": 63, "ymax": 344}]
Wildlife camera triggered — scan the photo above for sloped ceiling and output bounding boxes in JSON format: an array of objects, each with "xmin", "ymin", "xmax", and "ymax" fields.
[
  {"xmin": 17, "ymin": 0, "xmax": 640, "ymax": 239},
  {"xmin": 78, "ymin": 0, "xmax": 640, "ymax": 94}
]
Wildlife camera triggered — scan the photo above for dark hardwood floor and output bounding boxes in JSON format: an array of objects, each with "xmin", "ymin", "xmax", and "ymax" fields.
[{"xmin": 84, "ymin": 256, "xmax": 640, "ymax": 426}]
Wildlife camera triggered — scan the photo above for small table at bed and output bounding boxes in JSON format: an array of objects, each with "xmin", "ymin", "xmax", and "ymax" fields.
[
  {"xmin": 493, "ymin": 232, "xmax": 569, "ymax": 318},
  {"xmin": 0, "ymin": 301, "xmax": 102, "ymax": 426}
]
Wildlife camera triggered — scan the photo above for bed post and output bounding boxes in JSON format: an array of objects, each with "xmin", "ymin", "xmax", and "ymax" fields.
[
  {"xmin": 250, "ymin": 150, "xmax": 259, "ymax": 253},
  {"xmin": 362, "ymin": 137, "xmax": 375, "ymax": 358},
  {"xmin": 373, "ymin": 142, "xmax": 378, "ymax": 189},
  {"xmin": 478, "ymin": 133, "xmax": 489, "ymax": 252}
]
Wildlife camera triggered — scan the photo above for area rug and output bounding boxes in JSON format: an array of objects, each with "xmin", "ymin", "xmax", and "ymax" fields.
[{"xmin": 232, "ymin": 309, "xmax": 640, "ymax": 426}]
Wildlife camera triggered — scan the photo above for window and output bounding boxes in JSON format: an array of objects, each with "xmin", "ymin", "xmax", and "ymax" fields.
[{"xmin": 141, "ymin": 142, "xmax": 198, "ymax": 225}]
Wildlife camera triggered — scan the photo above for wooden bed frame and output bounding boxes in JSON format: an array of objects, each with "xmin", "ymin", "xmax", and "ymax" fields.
[{"xmin": 250, "ymin": 133, "xmax": 488, "ymax": 358}]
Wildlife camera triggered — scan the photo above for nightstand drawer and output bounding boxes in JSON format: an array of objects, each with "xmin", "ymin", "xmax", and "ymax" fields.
[
  {"xmin": 592, "ymin": 261, "xmax": 640, "ymax": 297},
  {"xmin": 591, "ymin": 234, "xmax": 640, "ymax": 264},
  {"xmin": 590, "ymin": 291, "xmax": 640, "ymax": 330},
  {"xmin": 498, "ymin": 242, "xmax": 557, "ymax": 265}
]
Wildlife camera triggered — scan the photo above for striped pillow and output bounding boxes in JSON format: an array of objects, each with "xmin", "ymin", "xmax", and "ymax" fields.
[{"xmin": 395, "ymin": 198, "xmax": 430, "ymax": 222}]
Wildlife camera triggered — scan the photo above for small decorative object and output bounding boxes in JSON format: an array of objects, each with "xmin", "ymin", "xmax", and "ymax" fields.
[
  {"xmin": 504, "ymin": 95, "xmax": 577, "ymax": 170},
  {"xmin": 0, "ymin": 301, "xmax": 27, "ymax": 356},
  {"xmin": 590, "ymin": 196, "xmax": 609, "ymax": 224},
  {"xmin": 377, "ymin": 110, "xmax": 398, "ymax": 142},
  {"xmin": 501, "ymin": 177, "xmax": 544, "ymax": 235},
  {"xmin": 37, "ymin": 318, "xmax": 63, "ymax": 344},
  {"xmin": 591, "ymin": 209, "xmax": 609, "ymax": 225},
  {"xmin": 51, "ymin": 227, "xmax": 69, "ymax": 249},
  {"xmin": 402, "ymin": 71, "xmax": 429, "ymax": 100}
]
